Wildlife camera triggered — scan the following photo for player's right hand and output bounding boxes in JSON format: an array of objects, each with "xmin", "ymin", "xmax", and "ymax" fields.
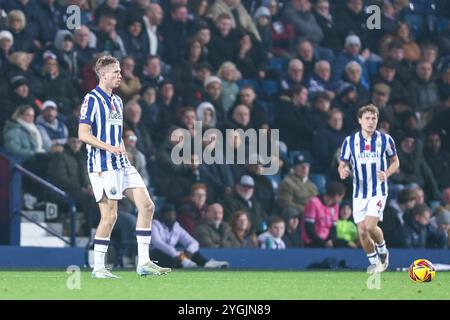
[
  {"xmin": 339, "ymin": 166, "xmax": 351, "ymax": 180},
  {"xmin": 108, "ymin": 145, "xmax": 125, "ymax": 156}
]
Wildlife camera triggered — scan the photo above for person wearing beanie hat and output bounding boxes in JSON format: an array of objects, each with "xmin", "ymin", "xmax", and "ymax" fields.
[
  {"xmin": 0, "ymin": 30, "xmax": 14, "ymax": 65},
  {"xmin": 253, "ymin": 6, "xmax": 272, "ymax": 54},
  {"xmin": 281, "ymin": 207, "xmax": 302, "ymax": 247},
  {"xmin": 203, "ymin": 75, "xmax": 222, "ymax": 89}
]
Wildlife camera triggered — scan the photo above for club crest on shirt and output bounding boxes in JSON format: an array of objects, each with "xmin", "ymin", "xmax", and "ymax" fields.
[{"xmin": 110, "ymin": 187, "xmax": 117, "ymax": 195}]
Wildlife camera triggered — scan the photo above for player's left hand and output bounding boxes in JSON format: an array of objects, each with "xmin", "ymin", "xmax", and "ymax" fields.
[{"xmin": 377, "ymin": 171, "xmax": 387, "ymax": 181}]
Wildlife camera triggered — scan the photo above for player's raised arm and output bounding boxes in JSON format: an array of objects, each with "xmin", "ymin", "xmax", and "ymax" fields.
[{"xmin": 78, "ymin": 123, "xmax": 123, "ymax": 156}]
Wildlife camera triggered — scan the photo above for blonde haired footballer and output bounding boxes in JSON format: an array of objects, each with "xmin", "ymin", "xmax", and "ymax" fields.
[
  {"xmin": 79, "ymin": 55, "xmax": 171, "ymax": 278},
  {"xmin": 338, "ymin": 105, "xmax": 400, "ymax": 273}
]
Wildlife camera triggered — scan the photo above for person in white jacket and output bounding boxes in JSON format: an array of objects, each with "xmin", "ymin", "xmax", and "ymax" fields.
[{"xmin": 151, "ymin": 204, "xmax": 230, "ymax": 268}]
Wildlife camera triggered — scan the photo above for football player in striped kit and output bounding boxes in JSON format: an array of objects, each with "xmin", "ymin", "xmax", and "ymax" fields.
[
  {"xmin": 338, "ymin": 105, "xmax": 400, "ymax": 273},
  {"xmin": 79, "ymin": 55, "xmax": 171, "ymax": 278}
]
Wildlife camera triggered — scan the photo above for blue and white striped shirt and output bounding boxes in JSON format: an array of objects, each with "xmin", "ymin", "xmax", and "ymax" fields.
[
  {"xmin": 79, "ymin": 86, "xmax": 130, "ymax": 173},
  {"xmin": 340, "ymin": 130, "xmax": 397, "ymax": 199}
]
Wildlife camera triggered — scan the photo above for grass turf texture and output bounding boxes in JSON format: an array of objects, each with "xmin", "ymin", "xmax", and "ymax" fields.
[{"xmin": 0, "ymin": 270, "xmax": 449, "ymax": 300}]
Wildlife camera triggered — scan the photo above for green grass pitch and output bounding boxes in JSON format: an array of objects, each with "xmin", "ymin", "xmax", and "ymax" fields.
[{"xmin": 0, "ymin": 270, "xmax": 449, "ymax": 300}]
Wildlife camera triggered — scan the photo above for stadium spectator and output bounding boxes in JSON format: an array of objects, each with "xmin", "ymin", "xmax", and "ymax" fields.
[
  {"xmin": 3, "ymin": 105, "xmax": 45, "ymax": 161},
  {"xmin": 310, "ymin": 91, "xmax": 331, "ymax": 129},
  {"xmin": 208, "ymin": 0, "xmax": 261, "ymax": 41},
  {"xmin": 118, "ymin": 56, "xmax": 142, "ymax": 103},
  {"xmin": 222, "ymin": 175, "xmax": 267, "ymax": 234},
  {"xmin": 142, "ymin": 3, "xmax": 164, "ymax": 56},
  {"xmin": 312, "ymin": 0, "xmax": 340, "ymax": 52},
  {"xmin": 385, "ymin": 40, "xmax": 413, "ymax": 83},
  {"xmin": 161, "ymin": 4, "xmax": 197, "ymax": 64},
  {"xmin": 203, "ymin": 75, "xmax": 226, "ymax": 126},
  {"xmin": 234, "ymin": 85, "xmax": 269, "ymax": 129},
  {"xmin": 253, "ymin": 6, "xmax": 272, "ymax": 56},
  {"xmin": 281, "ymin": 206, "xmax": 302, "ymax": 247},
  {"xmin": 281, "ymin": 0, "xmax": 323, "ymax": 45},
  {"xmin": 276, "ymin": 85, "xmax": 315, "ymax": 151},
  {"xmin": 139, "ymin": 55, "xmax": 165, "ymax": 88},
  {"xmin": 48, "ymin": 134, "xmax": 98, "ymax": 236},
  {"xmin": 371, "ymin": 59, "xmax": 405, "ymax": 103},
  {"xmin": 398, "ymin": 204, "xmax": 447, "ymax": 249},
  {"xmin": 335, "ymin": 201, "xmax": 358, "ymax": 248},
  {"xmin": 178, "ymin": 184, "xmax": 209, "ymax": 236},
  {"xmin": 307, "ymin": 60, "xmax": 336, "ymax": 100},
  {"xmin": 123, "ymin": 100, "xmax": 156, "ymax": 159},
  {"xmin": 73, "ymin": 26, "xmax": 97, "ymax": 73},
  {"xmin": 34, "ymin": 0, "xmax": 65, "ymax": 48},
  {"xmin": 53, "ymin": 31, "xmax": 77, "ymax": 80},
  {"xmin": 292, "ymin": 38, "xmax": 333, "ymax": 82},
  {"xmin": 334, "ymin": 82, "xmax": 360, "ymax": 134},
  {"xmin": 121, "ymin": 13, "xmax": 151, "ymax": 65},
  {"xmin": 91, "ymin": 11, "xmax": 126, "ymax": 58},
  {"xmin": 195, "ymin": 203, "xmax": 240, "ymax": 248},
  {"xmin": 429, "ymin": 207, "xmax": 450, "ymax": 249},
  {"xmin": 7, "ymin": 51, "xmax": 44, "ymax": 99},
  {"xmin": 217, "ymin": 61, "xmax": 240, "ymax": 112},
  {"xmin": 235, "ymin": 31, "xmax": 266, "ymax": 79},
  {"xmin": 301, "ymin": 181, "xmax": 346, "ymax": 248},
  {"xmin": 225, "ymin": 104, "xmax": 251, "ymax": 130},
  {"xmin": 280, "ymin": 59, "xmax": 304, "ymax": 94},
  {"xmin": 424, "ymin": 131, "xmax": 450, "ymax": 190},
  {"xmin": 390, "ymin": 132, "xmax": 441, "ymax": 201},
  {"xmin": 6, "ymin": 10, "xmax": 34, "ymax": 53},
  {"xmin": 381, "ymin": 187, "xmax": 417, "ymax": 247},
  {"xmin": 208, "ymin": 13, "xmax": 240, "ymax": 70},
  {"xmin": 123, "ymin": 128, "xmax": 150, "ymax": 188},
  {"xmin": 405, "ymin": 60, "xmax": 440, "ymax": 128},
  {"xmin": 334, "ymin": 0, "xmax": 367, "ymax": 48},
  {"xmin": 93, "ymin": 0, "xmax": 127, "ymax": 31},
  {"xmin": 371, "ymin": 83, "xmax": 395, "ymax": 125},
  {"xmin": 258, "ymin": 216, "xmax": 286, "ymax": 249},
  {"xmin": 380, "ymin": 21, "xmax": 421, "ymax": 62},
  {"xmin": 343, "ymin": 61, "xmax": 370, "ymax": 105},
  {"xmin": 1, "ymin": 75, "xmax": 40, "ymax": 120},
  {"xmin": 0, "ymin": 31, "xmax": 14, "ymax": 68},
  {"xmin": 332, "ymin": 34, "xmax": 369, "ymax": 89},
  {"xmin": 40, "ymin": 52, "xmax": 79, "ymax": 116},
  {"xmin": 196, "ymin": 102, "xmax": 217, "ymax": 129},
  {"xmin": 243, "ymin": 154, "xmax": 275, "ymax": 214},
  {"xmin": 311, "ymin": 108, "xmax": 346, "ymax": 175},
  {"xmin": 36, "ymin": 100, "xmax": 68, "ymax": 152},
  {"xmin": 277, "ymin": 153, "xmax": 318, "ymax": 214},
  {"xmin": 230, "ymin": 210, "xmax": 258, "ymax": 248},
  {"xmin": 151, "ymin": 204, "xmax": 229, "ymax": 268}
]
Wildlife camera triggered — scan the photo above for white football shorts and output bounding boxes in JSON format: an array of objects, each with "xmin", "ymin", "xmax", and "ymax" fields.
[
  {"xmin": 352, "ymin": 196, "xmax": 387, "ymax": 224},
  {"xmin": 88, "ymin": 166, "xmax": 146, "ymax": 202}
]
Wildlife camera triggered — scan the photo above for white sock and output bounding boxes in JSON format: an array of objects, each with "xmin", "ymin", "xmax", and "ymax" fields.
[
  {"xmin": 93, "ymin": 237, "xmax": 110, "ymax": 271},
  {"xmin": 136, "ymin": 228, "xmax": 151, "ymax": 266},
  {"xmin": 376, "ymin": 241, "xmax": 387, "ymax": 254},
  {"xmin": 367, "ymin": 251, "xmax": 379, "ymax": 265}
]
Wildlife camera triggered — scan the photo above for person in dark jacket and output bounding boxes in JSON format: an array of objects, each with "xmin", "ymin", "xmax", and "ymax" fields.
[
  {"xmin": 207, "ymin": 13, "xmax": 240, "ymax": 70},
  {"xmin": 275, "ymin": 84, "xmax": 314, "ymax": 151},
  {"xmin": 424, "ymin": 131, "xmax": 450, "ymax": 190},
  {"xmin": 398, "ymin": 204, "xmax": 435, "ymax": 248},
  {"xmin": 380, "ymin": 187, "xmax": 417, "ymax": 247},
  {"xmin": 222, "ymin": 175, "xmax": 267, "ymax": 234},
  {"xmin": 195, "ymin": 203, "xmax": 240, "ymax": 248},
  {"xmin": 281, "ymin": 0, "xmax": 323, "ymax": 45},
  {"xmin": 48, "ymin": 136, "xmax": 98, "ymax": 235},
  {"xmin": 281, "ymin": 206, "xmax": 302, "ymax": 247},
  {"xmin": 311, "ymin": 109, "xmax": 346, "ymax": 175}
]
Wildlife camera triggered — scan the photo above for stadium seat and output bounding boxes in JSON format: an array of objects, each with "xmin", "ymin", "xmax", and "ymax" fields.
[
  {"xmin": 261, "ymin": 80, "xmax": 280, "ymax": 97},
  {"xmin": 267, "ymin": 58, "xmax": 289, "ymax": 73}
]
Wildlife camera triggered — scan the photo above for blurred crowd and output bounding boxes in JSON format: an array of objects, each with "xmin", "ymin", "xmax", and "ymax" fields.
[{"xmin": 1, "ymin": 0, "xmax": 450, "ymax": 267}]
